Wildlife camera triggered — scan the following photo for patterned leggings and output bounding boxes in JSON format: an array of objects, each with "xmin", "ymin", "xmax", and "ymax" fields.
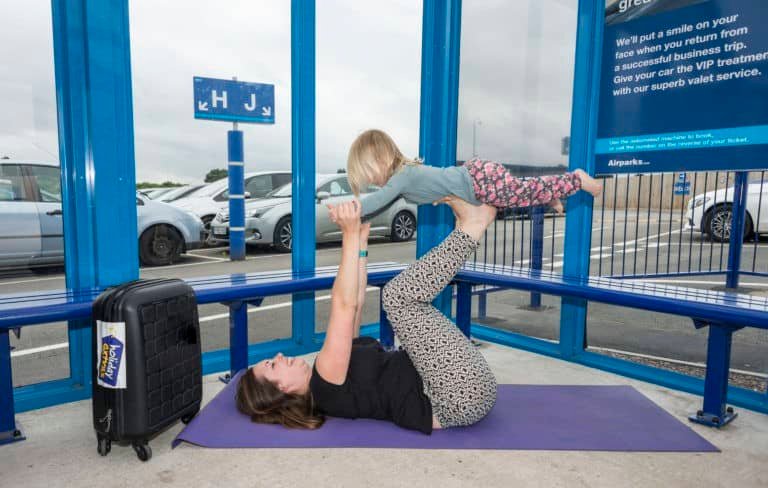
[
  {"xmin": 466, "ymin": 158, "xmax": 582, "ymax": 208},
  {"xmin": 382, "ymin": 230, "xmax": 497, "ymax": 428}
]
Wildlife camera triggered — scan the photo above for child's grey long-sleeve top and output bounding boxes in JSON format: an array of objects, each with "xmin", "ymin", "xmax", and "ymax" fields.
[{"xmin": 360, "ymin": 164, "xmax": 480, "ymax": 221}]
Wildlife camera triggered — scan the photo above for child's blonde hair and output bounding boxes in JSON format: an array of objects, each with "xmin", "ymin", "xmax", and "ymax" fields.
[{"xmin": 347, "ymin": 129, "xmax": 421, "ymax": 196}]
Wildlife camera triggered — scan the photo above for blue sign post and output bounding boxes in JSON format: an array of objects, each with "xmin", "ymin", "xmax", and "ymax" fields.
[{"xmin": 193, "ymin": 76, "xmax": 275, "ymax": 261}]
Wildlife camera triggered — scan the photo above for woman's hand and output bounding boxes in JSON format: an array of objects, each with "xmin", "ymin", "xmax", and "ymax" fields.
[{"xmin": 328, "ymin": 200, "xmax": 361, "ymax": 234}]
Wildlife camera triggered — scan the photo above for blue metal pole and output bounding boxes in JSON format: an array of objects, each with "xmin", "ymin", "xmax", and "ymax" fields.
[
  {"xmin": 559, "ymin": 0, "xmax": 603, "ymax": 358},
  {"xmin": 689, "ymin": 324, "xmax": 738, "ymax": 427},
  {"xmin": 530, "ymin": 206, "xmax": 544, "ymax": 308},
  {"xmin": 478, "ymin": 291, "xmax": 487, "ymax": 319},
  {"xmin": 0, "ymin": 329, "xmax": 23, "ymax": 444},
  {"xmin": 291, "ymin": 0, "xmax": 316, "ymax": 346},
  {"xmin": 456, "ymin": 282, "xmax": 472, "ymax": 338},
  {"xmin": 418, "ymin": 0, "xmax": 463, "ymax": 316},
  {"xmin": 725, "ymin": 172, "xmax": 748, "ymax": 289},
  {"xmin": 50, "ymin": 0, "xmax": 138, "ymax": 414},
  {"xmin": 228, "ymin": 129, "xmax": 246, "ymax": 261},
  {"xmin": 228, "ymin": 301, "xmax": 248, "ymax": 376}
]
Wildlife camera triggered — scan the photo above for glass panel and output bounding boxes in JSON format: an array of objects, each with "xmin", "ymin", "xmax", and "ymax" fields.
[{"xmin": 459, "ymin": 0, "xmax": 578, "ymax": 342}]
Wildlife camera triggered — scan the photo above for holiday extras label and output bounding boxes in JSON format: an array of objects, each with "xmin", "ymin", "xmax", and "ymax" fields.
[{"xmin": 97, "ymin": 321, "xmax": 127, "ymax": 389}]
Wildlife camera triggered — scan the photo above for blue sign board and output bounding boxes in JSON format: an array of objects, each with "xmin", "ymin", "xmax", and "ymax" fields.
[
  {"xmin": 193, "ymin": 77, "xmax": 275, "ymax": 124},
  {"xmin": 674, "ymin": 182, "xmax": 691, "ymax": 194},
  {"xmin": 595, "ymin": 0, "xmax": 768, "ymax": 174}
]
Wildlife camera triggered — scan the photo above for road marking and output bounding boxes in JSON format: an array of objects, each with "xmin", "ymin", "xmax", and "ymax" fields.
[
  {"xmin": 0, "ymin": 276, "xmax": 63, "ymax": 286},
  {"xmin": 589, "ymin": 346, "xmax": 768, "ymax": 379},
  {"xmin": 11, "ymin": 342, "xmax": 69, "ymax": 358},
  {"xmin": 623, "ymin": 279, "xmax": 768, "ymax": 288},
  {"xmin": 185, "ymin": 253, "xmax": 230, "ymax": 262}
]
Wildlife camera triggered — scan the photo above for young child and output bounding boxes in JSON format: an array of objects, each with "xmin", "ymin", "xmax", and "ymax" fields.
[{"xmin": 347, "ymin": 129, "xmax": 602, "ymax": 222}]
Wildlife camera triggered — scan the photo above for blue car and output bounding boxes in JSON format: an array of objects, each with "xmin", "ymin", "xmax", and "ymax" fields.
[{"xmin": 0, "ymin": 161, "xmax": 203, "ymax": 269}]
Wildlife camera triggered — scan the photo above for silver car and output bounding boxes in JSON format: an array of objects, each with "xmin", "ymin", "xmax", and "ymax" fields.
[
  {"xmin": 209, "ymin": 174, "xmax": 417, "ymax": 252},
  {"xmin": 0, "ymin": 161, "xmax": 204, "ymax": 269}
]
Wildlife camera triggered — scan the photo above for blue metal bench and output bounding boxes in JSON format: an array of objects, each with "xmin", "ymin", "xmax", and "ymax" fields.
[
  {"xmin": 449, "ymin": 263, "xmax": 768, "ymax": 428},
  {"xmin": 2, "ymin": 260, "xmax": 766, "ymax": 445},
  {"xmin": 0, "ymin": 263, "xmax": 405, "ymax": 445}
]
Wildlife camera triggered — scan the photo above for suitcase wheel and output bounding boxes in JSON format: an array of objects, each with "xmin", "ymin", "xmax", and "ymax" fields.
[
  {"xmin": 132, "ymin": 441, "xmax": 152, "ymax": 462},
  {"xmin": 97, "ymin": 435, "xmax": 111, "ymax": 457}
]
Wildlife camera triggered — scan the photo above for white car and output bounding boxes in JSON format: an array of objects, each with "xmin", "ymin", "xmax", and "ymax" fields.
[
  {"xmin": 684, "ymin": 178, "xmax": 768, "ymax": 242},
  {"xmin": 171, "ymin": 171, "xmax": 291, "ymax": 238}
]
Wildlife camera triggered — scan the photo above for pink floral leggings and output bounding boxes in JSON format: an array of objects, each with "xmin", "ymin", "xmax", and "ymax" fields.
[{"xmin": 466, "ymin": 158, "xmax": 582, "ymax": 208}]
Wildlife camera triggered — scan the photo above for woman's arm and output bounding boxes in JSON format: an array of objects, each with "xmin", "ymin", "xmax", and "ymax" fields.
[
  {"xmin": 352, "ymin": 223, "xmax": 370, "ymax": 338},
  {"xmin": 315, "ymin": 201, "xmax": 361, "ymax": 385}
]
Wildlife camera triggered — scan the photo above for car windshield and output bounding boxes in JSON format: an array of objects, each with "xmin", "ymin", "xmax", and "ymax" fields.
[
  {"xmin": 266, "ymin": 183, "xmax": 292, "ymax": 198},
  {"xmin": 193, "ymin": 180, "xmax": 228, "ymax": 197}
]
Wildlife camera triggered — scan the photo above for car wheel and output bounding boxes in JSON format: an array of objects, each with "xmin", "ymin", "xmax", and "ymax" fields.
[
  {"xmin": 390, "ymin": 211, "xmax": 416, "ymax": 242},
  {"xmin": 140, "ymin": 225, "xmax": 183, "ymax": 266},
  {"xmin": 705, "ymin": 204, "xmax": 753, "ymax": 243},
  {"xmin": 273, "ymin": 216, "xmax": 292, "ymax": 253}
]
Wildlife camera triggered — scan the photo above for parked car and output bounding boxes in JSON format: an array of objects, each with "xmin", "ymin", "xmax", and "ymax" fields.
[
  {"xmin": 684, "ymin": 178, "xmax": 768, "ymax": 242},
  {"xmin": 141, "ymin": 187, "xmax": 177, "ymax": 199},
  {"xmin": 0, "ymin": 161, "xmax": 204, "ymax": 269},
  {"xmin": 155, "ymin": 184, "xmax": 206, "ymax": 203},
  {"xmin": 171, "ymin": 171, "xmax": 291, "ymax": 239},
  {"xmin": 209, "ymin": 174, "xmax": 417, "ymax": 252}
]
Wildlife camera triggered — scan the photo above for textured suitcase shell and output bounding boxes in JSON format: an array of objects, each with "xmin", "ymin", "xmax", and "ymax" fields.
[{"xmin": 92, "ymin": 279, "xmax": 202, "ymax": 461}]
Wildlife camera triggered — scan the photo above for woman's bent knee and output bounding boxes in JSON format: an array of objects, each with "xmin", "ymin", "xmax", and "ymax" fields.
[{"xmin": 382, "ymin": 280, "xmax": 402, "ymax": 313}]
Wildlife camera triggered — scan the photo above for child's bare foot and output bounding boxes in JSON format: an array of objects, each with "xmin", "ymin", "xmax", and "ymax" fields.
[
  {"xmin": 436, "ymin": 196, "xmax": 496, "ymax": 241},
  {"xmin": 548, "ymin": 199, "xmax": 564, "ymax": 215},
  {"xmin": 574, "ymin": 169, "xmax": 602, "ymax": 198}
]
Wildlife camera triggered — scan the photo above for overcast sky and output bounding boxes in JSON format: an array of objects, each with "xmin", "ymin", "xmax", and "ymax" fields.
[{"xmin": 0, "ymin": 0, "xmax": 576, "ymax": 184}]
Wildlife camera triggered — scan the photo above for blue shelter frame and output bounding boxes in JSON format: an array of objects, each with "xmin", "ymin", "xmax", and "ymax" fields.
[{"xmin": 2, "ymin": 0, "xmax": 766, "ymax": 444}]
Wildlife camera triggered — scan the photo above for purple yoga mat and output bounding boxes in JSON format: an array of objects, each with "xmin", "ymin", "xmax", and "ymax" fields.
[{"xmin": 173, "ymin": 372, "xmax": 717, "ymax": 452}]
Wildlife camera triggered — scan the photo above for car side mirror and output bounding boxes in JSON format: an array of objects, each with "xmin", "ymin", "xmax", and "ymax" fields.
[
  {"xmin": 244, "ymin": 191, "xmax": 252, "ymax": 199},
  {"xmin": 316, "ymin": 191, "xmax": 330, "ymax": 202}
]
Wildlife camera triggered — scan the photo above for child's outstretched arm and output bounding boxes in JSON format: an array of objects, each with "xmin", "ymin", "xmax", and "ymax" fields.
[{"xmin": 358, "ymin": 172, "xmax": 406, "ymax": 222}]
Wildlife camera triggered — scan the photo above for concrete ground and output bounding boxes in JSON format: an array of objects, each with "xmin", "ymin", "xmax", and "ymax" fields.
[{"xmin": 2, "ymin": 343, "xmax": 767, "ymax": 488}]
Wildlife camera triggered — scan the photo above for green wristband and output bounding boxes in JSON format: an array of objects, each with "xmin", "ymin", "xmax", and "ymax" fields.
[{"xmin": 359, "ymin": 250, "xmax": 368, "ymax": 258}]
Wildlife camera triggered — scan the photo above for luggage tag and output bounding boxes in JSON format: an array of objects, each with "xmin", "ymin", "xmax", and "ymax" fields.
[{"xmin": 97, "ymin": 321, "xmax": 127, "ymax": 389}]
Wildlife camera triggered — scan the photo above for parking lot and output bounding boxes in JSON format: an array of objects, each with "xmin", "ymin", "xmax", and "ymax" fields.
[{"xmin": 4, "ymin": 211, "xmax": 767, "ymax": 389}]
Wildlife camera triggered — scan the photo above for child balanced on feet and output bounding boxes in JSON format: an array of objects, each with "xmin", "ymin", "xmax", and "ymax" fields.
[{"xmin": 347, "ymin": 129, "xmax": 602, "ymax": 220}]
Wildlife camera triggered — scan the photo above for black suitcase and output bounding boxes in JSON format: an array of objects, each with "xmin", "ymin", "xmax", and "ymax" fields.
[{"xmin": 92, "ymin": 278, "xmax": 202, "ymax": 461}]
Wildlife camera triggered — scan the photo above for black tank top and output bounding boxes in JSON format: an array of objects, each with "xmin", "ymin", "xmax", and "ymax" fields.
[{"xmin": 309, "ymin": 337, "xmax": 433, "ymax": 434}]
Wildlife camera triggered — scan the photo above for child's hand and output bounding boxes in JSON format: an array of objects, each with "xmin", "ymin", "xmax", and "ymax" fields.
[{"xmin": 329, "ymin": 200, "xmax": 361, "ymax": 233}]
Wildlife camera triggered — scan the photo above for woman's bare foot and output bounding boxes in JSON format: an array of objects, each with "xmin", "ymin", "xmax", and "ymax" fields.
[
  {"xmin": 436, "ymin": 197, "xmax": 496, "ymax": 241},
  {"xmin": 574, "ymin": 169, "xmax": 602, "ymax": 198},
  {"xmin": 548, "ymin": 199, "xmax": 564, "ymax": 215}
]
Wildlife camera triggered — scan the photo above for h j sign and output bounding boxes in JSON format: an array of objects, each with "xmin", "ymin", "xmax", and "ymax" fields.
[{"xmin": 193, "ymin": 77, "xmax": 275, "ymax": 124}]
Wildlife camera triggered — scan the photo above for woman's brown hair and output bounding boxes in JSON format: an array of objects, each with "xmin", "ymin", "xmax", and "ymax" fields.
[{"xmin": 235, "ymin": 367, "xmax": 326, "ymax": 429}]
